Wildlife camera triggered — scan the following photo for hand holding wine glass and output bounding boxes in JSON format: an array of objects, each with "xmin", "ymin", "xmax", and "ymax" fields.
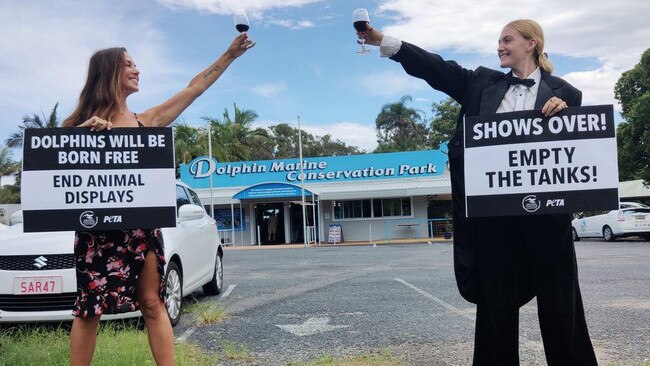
[
  {"xmin": 234, "ymin": 9, "xmax": 255, "ymax": 48},
  {"xmin": 352, "ymin": 8, "xmax": 370, "ymax": 54}
]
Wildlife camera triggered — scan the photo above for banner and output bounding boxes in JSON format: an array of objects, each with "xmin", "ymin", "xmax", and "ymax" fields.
[
  {"xmin": 21, "ymin": 128, "xmax": 176, "ymax": 232},
  {"xmin": 463, "ymin": 105, "xmax": 619, "ymax": 217}
]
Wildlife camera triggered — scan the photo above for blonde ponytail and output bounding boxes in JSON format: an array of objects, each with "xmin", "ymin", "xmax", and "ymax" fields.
[{"xmin": 506, "ymin": 19, "xmax": 554, "ymax": 74}]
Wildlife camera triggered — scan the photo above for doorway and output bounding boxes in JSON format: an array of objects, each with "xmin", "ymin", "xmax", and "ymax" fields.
[
  {"xmin": 289, "ymin": 201, "xmax": 317, "ymax": 244},
  {"xmin": 255, "ymin": 203, "xmax": 284, "ymax": 245}
]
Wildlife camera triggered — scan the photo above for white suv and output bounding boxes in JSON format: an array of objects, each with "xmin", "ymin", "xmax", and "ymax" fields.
[{"xmin": 572, "ymin": 202, "xmax": 650, "ymax": 241}]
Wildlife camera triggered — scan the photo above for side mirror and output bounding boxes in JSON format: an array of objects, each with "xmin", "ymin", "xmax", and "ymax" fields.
[
  {"xmin": 178, "ymin": 204, "xmax": 205, "ymax": 222},
  {"xmin": 10, "ymin": 210, "xmax": 23, "ymax": 225}
]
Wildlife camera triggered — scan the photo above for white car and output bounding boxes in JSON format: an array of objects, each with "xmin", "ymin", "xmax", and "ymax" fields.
[
  {"xmin": 572, "ymin": 202, "xmax": 650, "ymax": 242},
  {"xmin": 0, "ymin": 182, "xmax": 223, "ymax": 326}
]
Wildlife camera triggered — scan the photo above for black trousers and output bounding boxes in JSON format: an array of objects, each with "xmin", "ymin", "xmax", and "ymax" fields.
[{"xmin": 470, "ymin": 214, "xmax": 598, "ymax": 366}]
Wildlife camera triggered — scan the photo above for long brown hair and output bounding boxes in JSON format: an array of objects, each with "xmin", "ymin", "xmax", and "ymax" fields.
[
  {"xmin": 506, "ymin": 19, "xmax": 553, "ymax": 74},
  {"xmin": 62, "ymin": 47, "xmax": 127, "ymax": 127}
]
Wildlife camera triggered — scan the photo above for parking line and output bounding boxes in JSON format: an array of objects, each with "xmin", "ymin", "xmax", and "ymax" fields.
[
  {"xmin": 221, "ymin": 284, "xmax": 236, "ymax": 298},
  {"xmin": 176, "ymin": 284, "xmax": 237, "ymax": 343},
  {"xmin": 394, "ymin": 277, "xmax": 474, "ymax": 321}
]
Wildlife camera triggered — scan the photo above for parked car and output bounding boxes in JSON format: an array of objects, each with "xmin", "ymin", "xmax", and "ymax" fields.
[
  {"xmin": 0, "ymin": 182, "xmax": 223, "ymax": 326},
  {"xmin": 572, "ymin": 202, "xmax": 650, "ymax": 241}
]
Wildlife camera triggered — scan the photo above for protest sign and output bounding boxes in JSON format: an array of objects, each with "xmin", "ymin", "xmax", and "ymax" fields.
[
  {"xmin": 21, "ymin": 128, "xmax": 176, "ymax": 232},
  {"xmin": 463, "ymin": 105, "xmax": 619, "ymax": 217}
]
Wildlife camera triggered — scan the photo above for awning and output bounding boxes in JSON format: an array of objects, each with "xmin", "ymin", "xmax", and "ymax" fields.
[{"xmin": 233, "ymin": 182, "xmax": 316, "ymax": 200}]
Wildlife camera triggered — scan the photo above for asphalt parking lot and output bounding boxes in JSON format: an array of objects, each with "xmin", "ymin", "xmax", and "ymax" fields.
[{"xmin": 174, "ymin": 238, "xmax": 650, "ymax": 365}]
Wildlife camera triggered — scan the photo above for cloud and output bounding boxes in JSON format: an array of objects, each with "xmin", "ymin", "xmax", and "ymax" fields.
[
  {"xmin": 267, "ymin": 18, "xmax": 315, "ymax": 29},
  {"xmin": 0, "ymin": 1, "xmax": 183, "ymax": 140},
  {"xmin": 375, "ymin": 0, "xmax": 650, "ymax": 109},
  {"xmin": 154, "ymin": 0, "xmax": 323, "ymax": 16},
  {"xmin": 562, "ymin": 65, "xmax": 622, "ymax": 111},
  {"xmin": 359, "ymin": 71, "xmax": 429, "ymax": 97},
  {"xmin": 252, "ymin": 82, "xmax": 288, "ymax": 97}
]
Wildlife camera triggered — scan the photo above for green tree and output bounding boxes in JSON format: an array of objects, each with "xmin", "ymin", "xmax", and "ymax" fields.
[
  {"xmin": 204, "ymin": 103, "xmax": 271, "ymax": 162},
  {"xmin": 0, "ymin": 146, "xmax": 20, "ymax": 203},
  {"xmin": 429, "ymin": 97, "xmax": 460, "ymax": 149},
  {"xmin": 374, "ymin": 95, "xmax": 428, "ymax": 152},
  {"xmin": 268, "ymin": 124, "xmax": 361, "ymax": 158},
  {"xmin": 614, "ymin": 48, "xmax": 650, "ymax": 184},
  {"xmin": 6, "ymin": 103, "xmax": 60, "ymax": 149},
  {"xmin": 174, "ymin": 124, "xmax": 208, "ymax": 165},
  {"xmin": 0, "ymin": 147, "xmax": 18, "ymax": 188}
]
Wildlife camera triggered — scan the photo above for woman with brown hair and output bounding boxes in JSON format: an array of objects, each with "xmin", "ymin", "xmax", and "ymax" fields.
[
  {"xmin": 65, "ymin": 33, "xmax": 253, "ymax": 366},
  {"xmin": 359, "ymin": 19, "xmax": 597, "ymax": 365}
]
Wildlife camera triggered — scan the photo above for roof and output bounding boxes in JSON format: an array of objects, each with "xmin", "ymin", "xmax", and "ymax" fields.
[{"xmin": 619, "ymin": 179, "xmax": 650, "ymax": 199}]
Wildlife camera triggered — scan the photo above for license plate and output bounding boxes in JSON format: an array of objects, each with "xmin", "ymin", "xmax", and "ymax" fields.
[{"xmin": 13, "ymin": 276, "xmax": 63, "ymax": 295}]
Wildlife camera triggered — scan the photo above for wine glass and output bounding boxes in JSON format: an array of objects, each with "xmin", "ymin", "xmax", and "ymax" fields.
[
  {"xmin": 234, "ymin": 9, "xmax": 254, "ymax": 45},
  {"xmin": 352, "ymin": 8, "xmax": 370, "ymax": 54}
]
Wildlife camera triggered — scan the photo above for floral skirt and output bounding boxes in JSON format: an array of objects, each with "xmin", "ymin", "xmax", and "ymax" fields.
[{"xmin": 72, "ymin": 228, "xmax": 166, "ymax": 318}]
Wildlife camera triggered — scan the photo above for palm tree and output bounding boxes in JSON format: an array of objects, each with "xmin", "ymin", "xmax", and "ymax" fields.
[
  {"xmin": 174, "ymin": 124, "xmax": 208, "ymax": 165},
  {"xmin": 375, "ymin": 95, "xmax": 428, "ymax": 152},
  {"xmin": 0, "ymin": 147, "xmax": 18, "ymax": 187},
  {"xmin": 6, "ymin": 103, "xmax": 61, "ymax": 149},
  {"xmin": 203, "ymin": 103, "xmax": 271, "ymax": 162}
]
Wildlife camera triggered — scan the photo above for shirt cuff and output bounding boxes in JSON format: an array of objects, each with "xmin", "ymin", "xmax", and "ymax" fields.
[{"xmin": 380, "ymin": 35, "xmax": 402, "ymax": 57}]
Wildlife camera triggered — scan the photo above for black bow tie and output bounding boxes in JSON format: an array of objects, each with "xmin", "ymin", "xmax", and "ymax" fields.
[{"xmin": 507, "ymin": 76, "xmax": 535, "ymax": 88}]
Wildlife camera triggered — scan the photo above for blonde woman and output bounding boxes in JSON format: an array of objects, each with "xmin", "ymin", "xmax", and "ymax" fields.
[{"xmin": 360, "ymin": 19, "xmax": 597, "ymax": 365}]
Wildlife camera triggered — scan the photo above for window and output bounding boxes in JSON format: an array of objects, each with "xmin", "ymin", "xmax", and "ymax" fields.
[
  {"xmin": 334, "ymin": 199, "xmax": 371, "ymax": 219},
  {"xmin": 176, "ymin": 185, "xmax": 191, "ymax": 211},
  {"xmin": 334, "ymin": 197, "xmax": 411, "ymax": 219}
]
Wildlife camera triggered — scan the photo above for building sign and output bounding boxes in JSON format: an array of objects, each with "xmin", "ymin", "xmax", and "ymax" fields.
[
  {"xmin": 21, "ymin": 128, "xmax": 176, "ymax": 232},
  {"xmin": 463, "ymin": 105, "xmax": 619, "ymax": 217},
  {"xmin": 180, "ymin": 149, "xmax": 448, "ymax": 189},
  {"xmin": 233, "ymin": 182, "xmax": 315, "ymax": 200}
]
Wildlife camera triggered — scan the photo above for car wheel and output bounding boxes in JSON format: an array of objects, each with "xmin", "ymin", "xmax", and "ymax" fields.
[
  {"xmin": 165, "ymin": 261, "xmax": 183, "ymax": 327},
  {"xmin": 572, "ymin": 227, "xmax": 580, "ymax": 242},
  {"xmin": 602, "ymin": 226, "xmax": 615, "ymax": 242},
  {"xmin": 202, "ymin": 251, "xmax": 223, "ymax": 295}
]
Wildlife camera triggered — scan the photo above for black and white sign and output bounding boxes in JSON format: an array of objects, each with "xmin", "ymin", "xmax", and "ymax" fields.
[
  {"xmin": 463, "ymin": 105, "xmax": 619, "ymax": 217},
  {"xmin": 327, "ymin": 224, "xmax": 342, "ymax": 244},
  {"xmin": 22, "ymin": 128, "xmax": 176, "ymax": 232}
]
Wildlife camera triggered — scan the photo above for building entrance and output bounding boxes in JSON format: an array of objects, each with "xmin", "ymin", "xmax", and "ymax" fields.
[{"xmin": 255, "ymin": 203, "xmax": 284, "ymax": 245}]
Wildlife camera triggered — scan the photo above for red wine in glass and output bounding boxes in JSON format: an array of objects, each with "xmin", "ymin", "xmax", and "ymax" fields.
[
  {"xmin": 236, "ymin": 24, "xmax": 249, "ymax": 33},
  {"xmin": 353, "ymin": 21, "xmax": 368, "ymax": 32},
  {"xmin": 234, "ymin": 9, "xmax": 254, "ymax": 46},
  {"xmin": 352, "ymin": 9, "xmax": 370, "ymax": 54}
]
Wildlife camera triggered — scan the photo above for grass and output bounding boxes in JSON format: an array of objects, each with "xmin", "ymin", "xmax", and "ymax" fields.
[
  {"xmin": 183, "ymin": 298, "xmax": 227, "ymax": 326},
  {"xmin": 0, "ymin": 322, "xmax": 217, "ymax": 366},
  {"xmin": 289, "ymin": 349, "xmax": 402, "ymax": 366},
  {"xmin": 220, "ymin": 339, "xmax": 256, "ymax": 362}
]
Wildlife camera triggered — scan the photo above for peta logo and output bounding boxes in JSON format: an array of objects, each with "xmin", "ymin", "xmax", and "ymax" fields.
[
  {"xmin": 103, "ymin": 215, "xmax": 123, "ymax": 223},
  {"xmin": 522, "ymin": 195, "xmax": 541, "ymax": 213},
  {"xmin": 79, "ymin": 211, "xmax": 98, "ymax": 228},
  {"xmin": 546, "ymin": 199, "xmax": 565, "ymax": 207}
]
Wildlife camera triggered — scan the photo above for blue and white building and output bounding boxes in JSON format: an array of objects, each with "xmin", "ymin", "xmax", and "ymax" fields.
[{"xmin": 179, "ymin": 146, "xmax": 452, "ymax": 245}]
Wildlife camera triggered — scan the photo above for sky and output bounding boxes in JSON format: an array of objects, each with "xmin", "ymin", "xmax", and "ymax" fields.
[{"xmin": 1, "ymin": 0, "xmax": 649, "ymax": 159}]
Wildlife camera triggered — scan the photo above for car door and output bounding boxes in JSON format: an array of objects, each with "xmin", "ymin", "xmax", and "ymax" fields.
[
  {"xmin": 187, "ymin": 187, "xmax": 216, "ymax": 281},
  {"xmin": 174, "ymin": 185, "xmax": 205, "ymax": 288}
]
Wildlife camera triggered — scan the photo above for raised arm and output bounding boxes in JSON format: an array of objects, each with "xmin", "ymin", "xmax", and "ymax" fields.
[{"xmin": 139, "ymin": 33, "xmax": 254, "ymax": 127}]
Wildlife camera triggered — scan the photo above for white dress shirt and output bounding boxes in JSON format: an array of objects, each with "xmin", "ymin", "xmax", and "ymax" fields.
[{"xmin": 496, "ymin": 67, "xmax": 541, "ymax": 113}]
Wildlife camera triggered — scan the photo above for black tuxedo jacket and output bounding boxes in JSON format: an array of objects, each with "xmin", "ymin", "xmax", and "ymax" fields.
[{"xmin": 391, "ymin": 42, "xmax": 582, "ymax": 303}]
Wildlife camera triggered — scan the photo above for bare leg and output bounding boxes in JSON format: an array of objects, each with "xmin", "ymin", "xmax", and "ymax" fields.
[
  {"xmin": 70, "ymin": 316, "xmax": 101, "ymax": 366},
  {"xmin": 137, "ymin": 250, "xmax": 174, "ymax": 365}
]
